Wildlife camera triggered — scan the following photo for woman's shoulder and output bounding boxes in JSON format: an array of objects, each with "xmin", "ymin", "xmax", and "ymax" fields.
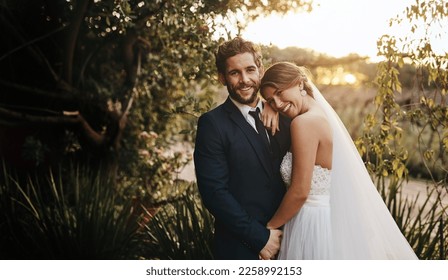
[{"xmin": 290, "ymin": 110, "xmax": 328, "ymax": 130}]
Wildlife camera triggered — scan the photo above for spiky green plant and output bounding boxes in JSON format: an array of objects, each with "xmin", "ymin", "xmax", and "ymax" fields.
[
  {"xmin": 141, "ymin": 182, "xmax": 214, "ymax": 260},
  {"xmin": 0, "ymin": 162, "xmax": 142, "ymax": 259},
  {"xmin": 375, "ymin": 175, "xmax": 447, "ymax": 259}
]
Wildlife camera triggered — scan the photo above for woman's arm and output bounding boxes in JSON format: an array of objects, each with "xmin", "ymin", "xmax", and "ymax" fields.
[
  {"xmin": 267, "ymin": 116, "xmax": 320, "ymax": 229},
  {"xmin": 261, "ymin": 101, "xmax": 280, "ymax": 136}
]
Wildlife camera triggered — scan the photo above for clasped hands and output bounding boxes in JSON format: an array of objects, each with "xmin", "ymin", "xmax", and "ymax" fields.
[{"xmin": 259, "ymin": 228, "xmax": 282, "ymax": 260}]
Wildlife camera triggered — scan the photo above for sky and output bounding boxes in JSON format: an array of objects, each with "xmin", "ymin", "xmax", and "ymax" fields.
[{"xmin": 242, "ymin": 0, "xmax": 447, "ymax": 61}]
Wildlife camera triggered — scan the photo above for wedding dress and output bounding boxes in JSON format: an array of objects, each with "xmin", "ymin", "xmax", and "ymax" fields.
[
  {"xmin": 278, "ymin": 152, "xmax": 333, "ymax": 259},
  {"xmin": 277, "ymin": 84, "xmax": 418, "ymax": 260}
]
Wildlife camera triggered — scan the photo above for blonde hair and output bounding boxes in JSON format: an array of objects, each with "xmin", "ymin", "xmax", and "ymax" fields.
[{"xmin": 260, "ymin": 62, "xmax": 313, "ymax": 97}]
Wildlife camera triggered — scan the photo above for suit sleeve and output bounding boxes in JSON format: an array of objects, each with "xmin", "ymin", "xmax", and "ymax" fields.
[{"xmin": 194, "ymin": 113, "xmax": 269, "ymax": 253}]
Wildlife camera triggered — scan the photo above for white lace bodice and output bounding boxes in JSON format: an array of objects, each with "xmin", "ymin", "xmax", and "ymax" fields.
[{"xmin": 280, "ymin": 152, "xmax": 331, "ymax": 195}]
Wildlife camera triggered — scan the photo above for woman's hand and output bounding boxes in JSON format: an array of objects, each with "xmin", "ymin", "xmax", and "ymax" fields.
[{"xmin": 261, "ymin": 102, "xmax": 280, "ymax": 136}]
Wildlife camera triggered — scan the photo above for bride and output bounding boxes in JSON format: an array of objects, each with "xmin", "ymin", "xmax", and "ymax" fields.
[{"xmin": 260, "ymin": 61, "xmax": 418, "ymax": 260}]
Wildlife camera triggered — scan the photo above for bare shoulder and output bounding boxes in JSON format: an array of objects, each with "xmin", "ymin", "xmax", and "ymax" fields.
[{"xmin": 290, "ymin": 110, "xmax": 328, "ymax": 133}]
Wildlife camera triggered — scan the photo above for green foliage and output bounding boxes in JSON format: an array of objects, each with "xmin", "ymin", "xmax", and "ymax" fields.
[
  {"xmin": 140, "ymin": 182, "xmax": 214, "ymax": 260},
  {"xmin": 356, "ymin": 0, "xmax": 448, "ymax": 259},
  {"xmin": 0, "ymin": 161, "xmax": 215, "ymax": 260},
  {"xmin": 6, "ymin": 0, "xmax": 446, "ymax": 261},
  {"xmin": 374, "ymin": 176, "xmax": 447, "ymax": 259},
  {"xmin": 119, "ymin": 129, "xmax": 191, "ymax": 201},
  {"xmin": 0, "ymin": 162, "xmax": 142, "ymax": 259},
  {"xmin": 0, "ymin": 0, "xmax": 317, "ymax": 261},
  {"xmin": 0, "ymin": 0, "xmax": 316, "ymax": 208}
]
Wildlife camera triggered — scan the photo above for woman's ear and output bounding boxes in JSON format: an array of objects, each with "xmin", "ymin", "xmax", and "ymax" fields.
[{"xmin": 218, "ymin": 73, "xmax": 227, "ymax": 86}]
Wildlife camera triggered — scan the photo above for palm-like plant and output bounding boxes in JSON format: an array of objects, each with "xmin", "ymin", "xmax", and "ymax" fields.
[
  {"xmin": 0, "ymin": 163, "xmax": 142, "ymax": 259},
  {"xmin": 141, "ymin": 182, "xmax": 214, "ymax": 260}
]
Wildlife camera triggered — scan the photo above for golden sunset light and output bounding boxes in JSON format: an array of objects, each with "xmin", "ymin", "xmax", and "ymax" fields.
[
  {"xmin": 1, "ymin": 1, "xmax": 448, "ymax": 271},
  {"xmin": 343, "ymin": 73, "xmax": 357, "ymax": 85},
  {"xmin": 242, "ymin": 0, "xmax": 448, "ymax": 61}
]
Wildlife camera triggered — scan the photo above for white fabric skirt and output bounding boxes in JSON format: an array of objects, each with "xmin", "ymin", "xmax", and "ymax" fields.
[{"xmin": 277, "ymin": 195, "xmax": 333, "ymax": 260}]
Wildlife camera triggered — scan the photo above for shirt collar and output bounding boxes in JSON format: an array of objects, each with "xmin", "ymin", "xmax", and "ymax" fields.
[{"xmin": 229, "ymin": 96, "xmax": 263, "ymax": 119}]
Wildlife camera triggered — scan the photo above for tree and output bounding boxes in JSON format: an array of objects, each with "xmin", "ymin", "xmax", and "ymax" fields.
[
  {"xmin": 0, "ymin": 0, "xmax": 313, "ymax": 190},
  {"xmin": 356, "ymin": 0, "xmax": 447, "ymax": 259}
]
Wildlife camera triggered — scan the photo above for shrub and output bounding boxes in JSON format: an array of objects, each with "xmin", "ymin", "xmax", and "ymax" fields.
[
  {"xmin": 0, "ymin": 162, "xmax": 142, "ymax": 259},
  {"xmin": 140, "ymin": 182, "xmax": 214, "ymax": 260}
]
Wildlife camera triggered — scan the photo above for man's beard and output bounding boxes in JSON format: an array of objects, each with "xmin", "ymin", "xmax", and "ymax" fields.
[{"xmin": 227, "ymin": 84, "xmax": 259, "ymax": 105}]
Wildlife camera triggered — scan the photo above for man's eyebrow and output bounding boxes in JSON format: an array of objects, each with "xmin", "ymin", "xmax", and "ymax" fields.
[{"xmin": 226, "ymin": 68, "xmax": 239, "ymax": 74}]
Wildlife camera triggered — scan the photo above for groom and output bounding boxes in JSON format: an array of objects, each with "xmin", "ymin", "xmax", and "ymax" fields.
[{"xmin": 194, "ymin": 37, "xmax": 291, "ymax": 260}]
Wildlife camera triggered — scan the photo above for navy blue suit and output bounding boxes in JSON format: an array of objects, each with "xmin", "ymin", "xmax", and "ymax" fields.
[{"xmin": 194, "ymin": 97, "xmax": 291, "ymax": 259}]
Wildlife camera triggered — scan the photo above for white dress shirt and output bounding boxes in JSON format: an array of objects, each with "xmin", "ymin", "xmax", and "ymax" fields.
[{"xmin": 229, "ymin": 97, "xmax": 264, "ymax": 133}]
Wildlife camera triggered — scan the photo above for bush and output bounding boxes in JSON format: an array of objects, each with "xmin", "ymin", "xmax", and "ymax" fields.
[
  {"xmin": 0, "ymin": 162, "xmax": 142, "ymax": 259},
  {"xmin": 0, "ymin": 161, "xmax": 214, "ymax": 260},
  {"xmin": 140, "ymin": 182, "xmax": 214, "ymax": 260}
]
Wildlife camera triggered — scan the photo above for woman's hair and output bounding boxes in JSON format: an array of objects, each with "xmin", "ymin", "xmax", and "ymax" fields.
[
  {"xmin": 215, "ymin": 37, "xmax": 263, "ymax": 75},
  {"xmin": 260, "ymin": 62, "xmax": 313, "ymax": 97}
]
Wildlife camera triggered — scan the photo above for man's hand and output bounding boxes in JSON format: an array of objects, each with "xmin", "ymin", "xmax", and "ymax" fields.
[{"xmin": 259, "ymin": 229, "xmax": 282, "ymax": 260}]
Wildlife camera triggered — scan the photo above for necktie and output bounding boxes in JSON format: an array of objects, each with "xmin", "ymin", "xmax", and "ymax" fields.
[{"xmin": 249, "ymin": 108, "xmax": 271, "ymax": 152}]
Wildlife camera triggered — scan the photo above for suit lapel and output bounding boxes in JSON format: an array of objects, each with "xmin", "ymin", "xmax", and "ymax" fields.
[
  {"xmin": 269, "ymin": 114, "xmax": 291, "ymax": 157},
  {"xmin": 223, "ymin": 98, "xmax": 274, "ymax": 178}
]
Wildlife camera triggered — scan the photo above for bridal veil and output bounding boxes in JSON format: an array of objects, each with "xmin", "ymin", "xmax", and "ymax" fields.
[{"xmin": 311, "ymin": 84, "xmax": 418, "ymax": 259}]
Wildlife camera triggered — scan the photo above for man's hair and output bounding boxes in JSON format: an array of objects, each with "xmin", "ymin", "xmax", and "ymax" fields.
[{"xmin": 215, "ymin": 37, "xmax": 263, "ymax": 74}]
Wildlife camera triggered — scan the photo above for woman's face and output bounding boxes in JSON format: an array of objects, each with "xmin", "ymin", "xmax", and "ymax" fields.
[{"xmin": 262, "ymin": 84, "xmax": 302, "ymax": 118}]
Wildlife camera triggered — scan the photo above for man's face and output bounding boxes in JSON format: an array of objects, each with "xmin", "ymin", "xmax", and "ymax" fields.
[{"xmin": 219, "ymin": 52, "xmax": 264, "ymax": 107}]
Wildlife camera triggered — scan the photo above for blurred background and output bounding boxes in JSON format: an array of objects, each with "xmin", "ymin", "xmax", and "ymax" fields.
[{"xmin": 0, "ymin": 0, "xmax": 446, "ymax": 260}]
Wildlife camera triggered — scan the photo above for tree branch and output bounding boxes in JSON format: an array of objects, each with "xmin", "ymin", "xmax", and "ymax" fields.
[
  {"xmin": 0, "ymin": 79, "xmax": 76, "ymax": 103},
  {"xmin": 0, "ymin": 25, "xmax": 67, "ymax": 63},
  {"xmin": 0, "ymin": 106, "xmax": 105, "ymax": 147},
  {"xmin": 63, "ymin": 0, "xmax": 91, "ymax": 85}
]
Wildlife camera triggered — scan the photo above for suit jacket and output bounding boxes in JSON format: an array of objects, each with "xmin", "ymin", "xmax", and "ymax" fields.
[{"xmin": 194, "ymin": 97, "xmax": 291, "ymax": 259}]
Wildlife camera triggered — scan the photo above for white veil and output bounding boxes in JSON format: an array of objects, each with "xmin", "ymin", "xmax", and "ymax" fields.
[{"xmin": 311, "ymin": 84, "xmax": 418, "ymax": 259}]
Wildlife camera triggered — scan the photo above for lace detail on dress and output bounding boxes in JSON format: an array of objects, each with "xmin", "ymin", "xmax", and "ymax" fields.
[{"xmin": 280, "ymin": 152, "xmax": 331, "ymax": 195}]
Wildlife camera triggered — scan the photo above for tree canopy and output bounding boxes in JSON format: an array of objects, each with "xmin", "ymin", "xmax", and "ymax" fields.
[{"xmin": 0, "ymin": 0, "xmax": 313, "ymax": 186}]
